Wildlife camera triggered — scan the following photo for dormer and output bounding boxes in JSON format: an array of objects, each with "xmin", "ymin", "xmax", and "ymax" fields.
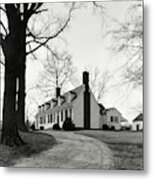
[
  {"xmin": 67, "ymin": 92, "xmax": 71, "ymax": 103},
  {"xmin": 41, "ymin": 104, "xmax": 45, "ymax": 112},
  {"xmin": 70, "ymin": 91, "xmax": 77, "ymax": 101},
  {"xmin": 60, "ymin": 96, "xmax": 66, "ymax": 105},
  {"xmin": 45, "ymin": 102, "xmax": 50, "ymax": 110},
  {"xmin": 38, "ymin": 106, "xmax": 41, "ymax": 113},
  {"xmin": 52, "ymin": 99, "xmax": 58, "ymax": 107}
]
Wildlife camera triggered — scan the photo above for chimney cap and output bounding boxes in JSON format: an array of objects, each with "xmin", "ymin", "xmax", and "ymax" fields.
[{"xmin": 83, "ymin": 71, "xmax": 89, "ymax": 84}]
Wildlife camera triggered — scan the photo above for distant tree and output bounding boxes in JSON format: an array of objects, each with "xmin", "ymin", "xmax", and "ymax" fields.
[
  {"xmin": 88, "ymin": 67, "xmax": 110, "ymax": 102},
  {"xmin": 37, "ymin": 48, "xmax": 76, "ymax": 98},
  {"xmin": 108, "ymin": 3, "xmax": 143, "ymax": 88}
]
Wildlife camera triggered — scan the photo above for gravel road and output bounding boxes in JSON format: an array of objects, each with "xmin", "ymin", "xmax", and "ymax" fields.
[{"xmin": 13, "ymin": 130, "xmax": 113, "ymax": 169}]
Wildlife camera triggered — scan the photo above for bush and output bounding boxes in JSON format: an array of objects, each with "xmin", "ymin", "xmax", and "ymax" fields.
[
  {"xmin": 102, "ymin": 124, "xmax": 109, "ymax": 130},
  {"xmin": 40, "ymin": 126, "xmax": 44, "ymax": 130},
  {"xmin": 53, "ymin": 123, "xmax": 61, "ymax": 130},
  {"xmin": 111, "ymin": 126, "xmax": 115, "ymax": 130},
  {"xmin": 30, "ymin": 124, "xmax": 35, "ymax": 131},
  {"xmin": 63, "ymin": 118, "xmax": 75, "ymax": 131}
]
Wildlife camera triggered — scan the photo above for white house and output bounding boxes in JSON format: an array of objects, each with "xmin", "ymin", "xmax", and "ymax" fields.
[
  {"xmin": 132, "ymin": 113, "xmax": 143, "ymax": 131},
  {"xmin": 35, "ymin": 72, "xmax": 100, "ymax": 130},
  {"xmin": 100, "ymin": 108, "xmax": 122, "ymax": 130}
]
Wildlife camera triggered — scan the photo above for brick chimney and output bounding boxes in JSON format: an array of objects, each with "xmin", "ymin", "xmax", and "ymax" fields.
[
  {"xmin": 56, "ymin": 87, "xmax": 61, "ymax": 98},
  {"xmin": 83, "ymin": 71, "xmax": 89, "ymax": 85},
  {"xmin": 83, "ymin": 71, "xmax": 90, "ymax": 129}
]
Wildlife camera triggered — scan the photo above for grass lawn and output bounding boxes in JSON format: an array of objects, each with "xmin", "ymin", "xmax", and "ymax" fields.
[
  {"xmin": 0, "ymin": 131, "xmax": 56, "ymax": 167},
  {"xmin": 76, "ymin": 130, "xmax": 143, "ymax": 170}
]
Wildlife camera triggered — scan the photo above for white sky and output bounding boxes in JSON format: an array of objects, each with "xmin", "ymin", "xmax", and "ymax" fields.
[{"xmin": 0, "ymin": 0, "xmax": 143, "ymax": 123}]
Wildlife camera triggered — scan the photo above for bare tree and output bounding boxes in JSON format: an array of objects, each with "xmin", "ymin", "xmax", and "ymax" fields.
[
  {"xmin": 107, "ymin": 3, "xmax": 143, "ymax": 88},
  {"xmin": 0, "ymin": 4, "xmax": 45, "ymax": 145},
  {"xmin": 0, "ymin": 3, "xmax": 76, "ymax": 145},
  {"xmin": 83, "ymin": 66, "xmax": 110, "ymax": 102},
  {"xmin": 37, "ymin": 48, "xmax": 76, "ymax": 98}
]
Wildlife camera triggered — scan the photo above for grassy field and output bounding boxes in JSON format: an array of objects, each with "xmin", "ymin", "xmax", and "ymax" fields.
[
  {"xmin": 76, "ymin": 130, "xmax": 143, "ymax": 170},
  {"xmin": 0, "ymin": 131, "xmax": 56, "ymax": 167}
]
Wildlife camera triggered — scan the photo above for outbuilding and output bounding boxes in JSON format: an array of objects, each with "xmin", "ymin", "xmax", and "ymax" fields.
[{"xmin": 132, "ymin": 113, "xmax": 143, "ymax": 131}]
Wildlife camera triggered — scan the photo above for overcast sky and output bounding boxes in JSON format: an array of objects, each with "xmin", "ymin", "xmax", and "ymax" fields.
[{"xmin": 0, "ymin": 0, "xmax": 143, "ymax": 123}]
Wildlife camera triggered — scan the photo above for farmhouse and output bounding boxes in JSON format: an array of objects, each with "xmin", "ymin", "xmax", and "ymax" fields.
[
  {"xmin": 132, "ymin": 113, "xmax": 143, "ymax": 131},
  {"xmin": 35, "ymin": 71, "xmax": 100, "ymax": 130},
  {"xmin": 100, "ymin": 108, "xmax": 122, "ymax": 130}
]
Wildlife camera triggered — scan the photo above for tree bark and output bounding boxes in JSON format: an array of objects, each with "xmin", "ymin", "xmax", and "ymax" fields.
[
  {"xmin": 1, "ymin": 41, "xmax": 24, "ymax": 145},
  {"xmin": 17, "ymin": 27, "xmax": 28, "ymax": 132}
]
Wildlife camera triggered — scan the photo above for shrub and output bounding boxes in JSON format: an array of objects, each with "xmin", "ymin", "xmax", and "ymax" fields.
[
  {"xmin": 111, "ymin": 126, "xmax": 115, "ymax": 130},
  {"xmin": 53, "ymin": 123, "xmax": 61, "ymax": 130},
  {"xmin": 102, "ymin": 124, "xmax": 109, "ymax": 130},
  {"xmin": 40, "ymin": 126, "xmax": 44, "ymax": 130},
  {"xmin": 30, "ymin": 124, "xmax": 35, "ymax": 131},
  {"xmin": 63, "ymin": 118, "xmax": 75, "ymax": 131}
]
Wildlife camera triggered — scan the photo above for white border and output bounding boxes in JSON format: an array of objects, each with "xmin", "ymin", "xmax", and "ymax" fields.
[{"xmin": 0, "ymin": 0, "xmax": 153, "ymax": 179}]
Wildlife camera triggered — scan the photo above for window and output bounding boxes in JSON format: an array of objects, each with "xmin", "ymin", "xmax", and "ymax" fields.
[
  {"xmin": 48, "ymin": 114, "xmax": 50, "ymax": 123},
  {"xmin": 43, "ymin": 116, "xmax": 46, "ymax": 124},
  {"xmin": 53, "ymin": 113, "xmax": 54, "ymax": 122},
  {"xmin": 110, "ymin": 116, "xmax": 118, "ymax": 123},
  {"xmin": 50, "ymin": 114, "xmax": 52, "ymax": 123},
  {"xmin": 54, "ymin": 113, "xmax": 56, "ymax": 122},
  {"xmin": 115, "ymin": 117, "xmax": 118, "ymax": 123},
  {"xmin": 57, "ymin": 113, "xmax": 59, "ymax": 124},
  {"xmin": 65, "ymin": 109, "xmax": 68, "ymax": 119},
  {"xmin": 110, "ymin": 116, "xmax": 113, "ymax": 122},
  {"xmin": 70, "ymin": 108, "xmax": 73, "ymax": 119},
  {"xmin": 61, "ymin": 110, "xmax": 63, "ymax": 122},
  {"xmin": 40, "ymin": 117, "xmax": 43, "ymax": 124}
]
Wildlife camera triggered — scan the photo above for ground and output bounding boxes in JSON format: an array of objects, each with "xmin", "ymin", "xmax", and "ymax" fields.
[
  {"xmin": 12, "ymin": 130, "xmax": 113, "ymax": 169},
  {"xmin": 0, "ymin": 131, "xmax": 56, "ymax": 167},
  {"xmin": 0, "ymin": 130, "xmax": 143, "ymax": 170},
  {"xmin": 77, "ymin": 130, "xmax": 143, "ymax": 170}
]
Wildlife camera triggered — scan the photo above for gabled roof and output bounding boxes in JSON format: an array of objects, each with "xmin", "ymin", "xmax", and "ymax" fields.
[
  {"xmin": 133, "ymin": 113, "xmax": 143, "ymax": 122},
  {"xmin": 101, "ymin": 107, "xmax": 122, "ymax": 115},
  {"xmin": 61, "ymin": 85, "xmax": 83, "ymax": 102},
  {"xmin": 37, "ymin": 85, "xmax": 84, "ymax": 115},
  {"xmin": 121, "ymin": 118, "xmax": 128, "ymax": 122},
  {"xmin": 98, "ymin": 103, "xmax": 105, "ymax": 115}
]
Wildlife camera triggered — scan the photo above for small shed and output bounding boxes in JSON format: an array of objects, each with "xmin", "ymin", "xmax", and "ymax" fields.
[{"xmin": 132, "ymin": 113, "xmax": 143, "ymax": 131}]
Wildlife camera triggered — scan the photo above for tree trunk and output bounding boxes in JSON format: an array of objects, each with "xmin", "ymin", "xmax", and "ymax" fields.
[
  {"xmin": 1, "ymin": 60, "xmax": 24, "ymax": 146},
  {"xmin": 17, "ymin": 25, "xmax": 28, "ymax": 132},
  {"xmin": 17, "ymin": 59, "xmax": 27, "ymax": 131}
]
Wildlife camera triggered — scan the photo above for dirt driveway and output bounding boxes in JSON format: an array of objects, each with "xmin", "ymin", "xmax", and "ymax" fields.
[{"xmin": 13, "ymin": 130, "xmax": 113, "ymax": 169}]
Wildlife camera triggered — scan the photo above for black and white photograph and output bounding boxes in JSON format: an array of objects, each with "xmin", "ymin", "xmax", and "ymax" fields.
[{"xmin": 0, "ymin": 0, "xmax": 143, "ymax": 171}]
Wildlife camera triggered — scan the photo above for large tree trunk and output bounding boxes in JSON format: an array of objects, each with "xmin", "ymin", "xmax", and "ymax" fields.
[
  {"xmin": 17, "ymin": 62, "xmax": 27, "ymax": 131},
  {"xmin": 17, "ymin": 31, "xmax": 28, "ymax": 132},
  {"xmin": 1, "ymin": 56, "xmax": 24, "ymax": 146}
]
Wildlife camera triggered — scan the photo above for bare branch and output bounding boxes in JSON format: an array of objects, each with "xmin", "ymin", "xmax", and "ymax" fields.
[
  {"xmin": 0, "ymin": 5, "xmax": 6, "ymax": 14},
  {"xmin": 26, "ymin": 3, "xmax": 75, "ymax": 55},
  {"xmin": 0, "ymin": 22, "xmax": 8, "ymax": 36},
  {"xmin": 0, "ymin": 60, "xmax": 5, "ymax": 66}
]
